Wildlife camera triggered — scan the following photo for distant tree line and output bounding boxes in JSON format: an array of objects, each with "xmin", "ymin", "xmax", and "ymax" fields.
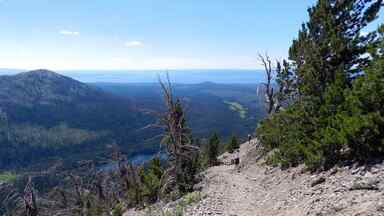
[{"xmin": 0, "ymin": 113, "xmax": 107, "ymax": 169}]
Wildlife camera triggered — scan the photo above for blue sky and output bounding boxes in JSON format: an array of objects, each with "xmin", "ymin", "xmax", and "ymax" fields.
[{"xmin": 0, "ymin": 0, "xmax": 381, "ymax": 70}]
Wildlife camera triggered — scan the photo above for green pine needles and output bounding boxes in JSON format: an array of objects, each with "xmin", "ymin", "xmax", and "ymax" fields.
[
  {"xmin": 206, "ymin": 133, "xmax": 220, "ymax": 166},
  {"xmin": 257, "ymin": 0, "xmax": 384, "ymax": 170},
  {"xmin": 226, "ymin": 135, "xmax": 240, "ymax": 153}
]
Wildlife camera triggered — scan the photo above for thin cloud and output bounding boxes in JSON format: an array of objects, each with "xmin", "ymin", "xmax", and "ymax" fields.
[
  {"xmin": 59, "ymin": 30, "xmax": 80, "ymax": 36},
  {"xmin": 124, "ymin": 41, "xmax": 143, "ymax": 47}
]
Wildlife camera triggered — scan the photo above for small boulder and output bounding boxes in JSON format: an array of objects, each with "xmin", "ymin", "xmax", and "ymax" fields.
[
  {"xmin": 311, "ymin": 176, "xmax": 326, "ymax": 187},
  {"xmin": 350, "ymin": 176, "xmax": 380, "ymax": 191}
]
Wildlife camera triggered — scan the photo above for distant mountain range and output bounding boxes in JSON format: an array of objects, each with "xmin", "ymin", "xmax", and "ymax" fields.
[
  {"xmin": 0, "ymin": 69, "xmax": 266, "ymax": 84},
  {"xmin": 0, "ymin": 69, "xmax": 266, "ymax": 170}
]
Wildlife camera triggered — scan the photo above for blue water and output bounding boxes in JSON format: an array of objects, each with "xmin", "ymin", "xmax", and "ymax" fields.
[
  {"xmin": 60, "ymin": 69, "xmax": 265, "ymax": 84},
  {"xmin": 100, "ymin": 153, "xmax": 167, "ymax": 172}
]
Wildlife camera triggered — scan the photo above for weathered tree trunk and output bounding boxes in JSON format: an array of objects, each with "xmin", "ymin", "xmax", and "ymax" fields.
[
  {"xmin": 259, "ymin": 53, "xmax": 275, "ymax": 114},
  {"xmin": 157, "ymin": 75, "xmax": 200, "ymax": 198},
  {"xmin": 23, "ymin": 177, "xmax": 38, "ymax": 216}
]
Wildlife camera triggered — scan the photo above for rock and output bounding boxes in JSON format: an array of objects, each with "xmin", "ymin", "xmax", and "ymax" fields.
[
  {"xmin": 193, "ymin": 182, "xmax": 205, "ymax": 191},
  {"xmin": 311, "ymin": 176, "xmax": 326, "ymax": 187},
  {"xmin": 351, "ymin": 167, "xmax": 361, "ymax": 175},
  {"xmin": 329, "ymin": 167, "xmax": 338, "ymax": 176},
  {"xmin": 370, "ymin": 167, "xmax": 380, "ymax": 174},
  {"xmin": 350, "ymin": 176, "xmax": 380, "ymax": 191}
]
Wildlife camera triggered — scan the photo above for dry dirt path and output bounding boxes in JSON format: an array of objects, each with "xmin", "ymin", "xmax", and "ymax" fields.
[
  {"xmin": 184, "ymin": 140, "xmax": 384, "ymax": 216},
  {"xmin": 183, "ymin": 139, "xmax": 303, "ymax": 216},
  {"xmin": 184, "ymin": 165, "xmax": 267, "ymax": 216},
  {"xmin": 126, "ymin": 140, "xmax": 384, "ymax": 216}
]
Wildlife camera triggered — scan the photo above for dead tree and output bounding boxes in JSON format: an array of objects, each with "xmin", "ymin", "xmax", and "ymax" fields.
[
  {"xmin": 118, "ymin": 163, "xmax": 143, "ymax": 206},
  {"xmin": 259, "ymin": 54, "xmax": 296, "ymax": 114},
  {"xmin": 108, "ymin": 145, "xmax": 143, "ymax": 207},
  {"xmin": 157, "ymin": 74, "xmax": 200, "ymax": 197},
  {"xmin": 23, "ymin": 177, "xmax": 39, "ymax": 216},
  {"xmin": 259, "ymin": 53, "xmax": 275, "ymax": 114}
]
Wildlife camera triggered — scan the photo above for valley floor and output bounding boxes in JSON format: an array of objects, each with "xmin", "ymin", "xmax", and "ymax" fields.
[{"xmin": 126, "ymin": 140, "xmax": 384, "ymax": 216}]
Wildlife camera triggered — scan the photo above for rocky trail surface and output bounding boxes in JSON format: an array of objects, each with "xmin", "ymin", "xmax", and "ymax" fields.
[{"xmin": 126, "ymin": 140, "xmax": 384, "ymax": 216}]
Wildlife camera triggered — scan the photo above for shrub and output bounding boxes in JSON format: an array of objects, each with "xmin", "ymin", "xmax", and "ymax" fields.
[
  {"xmin": 111, "ymin": 203, "xmax": 125, "ymax": 216},
  {"xmin": 139, "ymin": 157, "xmax": 164, "ymax": 203}
]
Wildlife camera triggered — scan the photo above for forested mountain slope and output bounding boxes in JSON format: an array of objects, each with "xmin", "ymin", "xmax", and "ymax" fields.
[
  {"xmin": 93, "ymin": 82, "xmax": 266, "ymax": 139},
  {"xmin": 0, "ymin": 70, "xmax": 154, "ymax": 169},
  {"xmin": 0, "ymin": 70, "xmax": 266, "ymax": 170}
]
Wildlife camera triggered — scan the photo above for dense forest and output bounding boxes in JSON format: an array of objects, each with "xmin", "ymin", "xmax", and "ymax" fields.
[{"xmin": 93, "ymin": 82, "xmax": 266, "ymax": 138}]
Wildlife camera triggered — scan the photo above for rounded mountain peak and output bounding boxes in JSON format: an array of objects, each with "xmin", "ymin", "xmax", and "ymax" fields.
[
  {"xmin": 0, "ymin": 69, "xmax": 105, "ymax": 105},
  {"xmin": 17, "ymin": 69, "xmax": 64, "ymax": 79}
]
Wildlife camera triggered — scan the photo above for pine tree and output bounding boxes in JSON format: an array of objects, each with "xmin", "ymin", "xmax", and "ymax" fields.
[
  {"xmin": 226, "ymin": 135, "xmax": 239, "ymax": 153},
  {"xmin": 207, "ymin": 133, "xmax": 220, "ymax": 166},
  {"xmin": 289, "ymin": 0, "xmax": 382, "ymax": 98},
  {"xmin": 139, "ymin": 157, "xmax": 164, "ymax": 203},
  {"xmin": 339, "ymin": 25, "xmax": 384, "ymax": 160},
  {"xmin": 257, "ymin": 0, "xmax": 383, "ymax": 169}
]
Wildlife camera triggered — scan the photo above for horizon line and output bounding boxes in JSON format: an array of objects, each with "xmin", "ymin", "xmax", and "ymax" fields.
[{"xmin": 0, "ymin": 68, "xmax": 266, "ymax": 73}]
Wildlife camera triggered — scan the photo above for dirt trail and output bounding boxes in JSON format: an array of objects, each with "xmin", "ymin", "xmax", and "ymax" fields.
[
  {"xmin": 184, "ymin": 140, "xmax": 384, "ymax": 216},
  {"xmin": 184, "ymin": 165, "xmax": 268, "ymax": 216},
  {"xmin": 126, "ymin": 140, "xmax": 384, "ymax": 216},
  {"xmin": 183, "ymin": 140, "xmax": 301, "ymax": 216}
]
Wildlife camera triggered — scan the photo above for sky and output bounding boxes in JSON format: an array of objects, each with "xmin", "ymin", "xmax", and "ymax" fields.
[{"xmin": 0, "ymin": 0, "xmax": 380, "ymax": 70}]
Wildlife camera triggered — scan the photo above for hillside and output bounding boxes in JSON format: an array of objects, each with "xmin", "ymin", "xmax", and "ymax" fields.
[
  {"xmin": 0, "ymin": 70, "xmax": 266, "ymax": 170},
  {"xmin": 185, "ymin": 142, "xmax": 384, "ymax": 216},
  {"xmin": 0, "ymin": 69, "xmax": 103, "ymax": 106},
  {"xmin": 0, "ymin": 70, "xmax": 155, "ymax": 169},
  {"xmin": 93, "ymin": 82, "xmax": 266, "ymax": 139},
  {"xmin": 127, "ymin": 140, "xmax": 384, "ymax": 216}
]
